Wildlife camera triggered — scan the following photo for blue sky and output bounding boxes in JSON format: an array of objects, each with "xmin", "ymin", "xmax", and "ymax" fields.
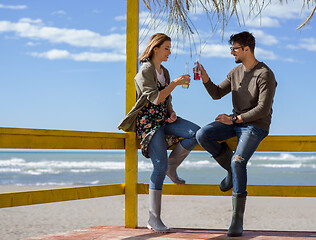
[{"xmin": 0, "ymin": 0, "xmax": 315, "ymax": 135}]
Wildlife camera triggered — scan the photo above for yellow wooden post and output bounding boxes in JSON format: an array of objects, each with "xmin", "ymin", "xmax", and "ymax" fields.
[
  {"xmin": 125, "ymin": 132, "xmax": 138, "ymax": 228},
  {"xmin": 126, "ymin": 0, "xmax": 139, "ymax": 114},
  {"xmin": 125, "ymin": 0, "xmax": 139, "ymax": 228}
]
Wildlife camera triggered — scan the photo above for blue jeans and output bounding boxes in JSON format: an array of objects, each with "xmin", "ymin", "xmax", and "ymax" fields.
[
  {"xmin": 148, "ymin": 117, "xmax": 200, "ymax": 190},
  {"xmin": 196, "ymin": 122, "xmax": 268, "ymax": 195}
]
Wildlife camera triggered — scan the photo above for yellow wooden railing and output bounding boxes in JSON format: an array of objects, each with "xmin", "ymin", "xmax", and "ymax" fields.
[
  {"xmin": 0, "ymin": 0, "xmax": 316, "ymax": 231},
  {"xmin": 0, "ymin": 127, "xmax": 315, "ymax": 228}
]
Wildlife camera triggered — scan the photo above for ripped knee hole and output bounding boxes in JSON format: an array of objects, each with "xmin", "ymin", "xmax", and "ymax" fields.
[{"xmin": 233, "ymin": 155, "xmax": 244, "ymax": 162}]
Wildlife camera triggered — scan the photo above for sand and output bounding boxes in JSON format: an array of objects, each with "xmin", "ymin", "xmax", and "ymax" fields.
[{"xmin": 0, "ymin": 185, "xmax": 315, "ymax": 240}]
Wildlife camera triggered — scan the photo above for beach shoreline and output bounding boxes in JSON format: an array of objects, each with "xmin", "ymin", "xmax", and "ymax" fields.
[{"xmin": 1, "ymin": 185, "xmax": 316, "ymax": 240}]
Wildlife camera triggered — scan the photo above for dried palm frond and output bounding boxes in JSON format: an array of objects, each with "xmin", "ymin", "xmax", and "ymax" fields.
[{"xmin": 141, "ymin": 0, "xmax": 315, "ymax": 54}]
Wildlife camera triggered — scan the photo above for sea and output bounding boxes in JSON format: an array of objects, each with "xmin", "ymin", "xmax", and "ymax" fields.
[{"xmin": 0, "ymin": 150, "xmax": 316, "ymax": 186}]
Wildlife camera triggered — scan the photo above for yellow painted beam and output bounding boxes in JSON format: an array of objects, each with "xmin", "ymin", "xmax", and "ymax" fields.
[
  {"xmin": 0, "ymin": 127, "xmax": 126, "ymax": 150},
  {"xmin": 1, "ymin": 127, "xmax": 315, "ymax": 152},
  {"xmin": 257, "ymin": 135, "xmax": 316, "ymax": 152},
  {"xmin": 0, "ymin": 184, "xmax": 125, "ymax": 208},
  {"xmin": 125, "ymin": 0, "xmax": 139, "ymax": 114},
  {"xmin": 125, "ymin": 132, "xmax": 138, "ymax": 228},
  {"xmin": 124, "ymin": 0, "xmax": 139, "ymax": 229},
  {"xmin": 138, "ymin": 183, "xmax": 316, "ymax": 197},
  {"xmin": 192, "ymin": 135, "xmax": 316, "ymax": 152}
]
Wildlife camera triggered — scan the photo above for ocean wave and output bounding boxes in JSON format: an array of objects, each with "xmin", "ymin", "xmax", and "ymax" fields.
[
  {"xmin": 1, "ymin": 153, "xmax": 315, "ymax": 176},
  {"xmin": 253, "ymin": 153, "xmax": 316, "ymax": 161},
  {"xmin": 0, "ymin": 158, "xmax": 125, "ymax": 170},
  {"xmin": 256, "ymin": 163, "xmax": 316, "ymax": 169}
]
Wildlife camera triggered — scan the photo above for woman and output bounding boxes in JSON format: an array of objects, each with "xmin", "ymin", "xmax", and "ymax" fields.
[{"xmin": 118, "ymin": 33, "xmax": 200, "ymax": 232}]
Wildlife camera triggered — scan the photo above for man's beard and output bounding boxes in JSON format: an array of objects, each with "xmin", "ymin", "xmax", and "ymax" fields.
[{"xmin": 235, "ymin": 59, "xmax": 242, "ymax": 64}]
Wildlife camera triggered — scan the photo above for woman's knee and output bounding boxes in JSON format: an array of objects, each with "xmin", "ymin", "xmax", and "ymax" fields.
[{"xmin": 153, "ymin": 161, "xmax": 168, "ymax": 176}]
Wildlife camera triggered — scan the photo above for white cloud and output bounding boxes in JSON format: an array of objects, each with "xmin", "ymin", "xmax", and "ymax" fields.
[
  {"xmin": 19, "ymin": 18, "xmax": 43, "ymax": 24},
  {"xmin": 298, "ymin": 38, "xmax": 316, "ymax": 52},
  {"xmin": 0, "ymin": 4, "xmax": 27, "ymax": 10},
  {"xmin": 52, "ymin": 10, "xmax": 67, "ymax": 16},
  {"xmin": 0, "ymin": 18, "xmax": 126, "ymax": 52},
  {"xmin": 257, "ymin": 0, "xmax": 312, "ymax": 20},
  {"xmin": 286, "ymin": 38, "xmax": 316, "ymax": 52},
  {"xmin": 200, "ymin": 43, "xmax": 278, "ymax": 60},
  {"xmin": 29, "ymin": 49, "xmax": 126, "ymax": 62},
  {"xmin": 255, "ymin": 48, "xmax": 277, "ymax": 60},
  {"xmin": 26, "ymin": 41, "xmax": 39, "ymax": 46},
  {"xmin": 286, "ymin": 44, "xmax": 300, "ymax": 50},
  {"xmin": 189, "ymin": 0, "xmax": 314, "ymax": 29},
  {"xmin": 115, "ymin": 15, "xmax": 126, "ymax": 21},
  {"xmin": 200, "ymin": 44, "xmax": 231, "ymax": 58},
  {"xmin": 245, "ymin": 17, "xmax": 280, "ymax": 28},
  {"xmin": 241, "ymin": 0, "xmax": 315, "ymax": 28},
  {"xmin": 249, "ymin": 29, "xmax": 279, "ymax": 46}
]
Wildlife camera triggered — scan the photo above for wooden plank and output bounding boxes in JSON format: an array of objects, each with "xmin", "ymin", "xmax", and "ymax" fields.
[
  {"xmin": 138, "ymin": 183, "xmax": 316, "ymax": 197},
  {"xmin": 1, "ymin": 127, "xmax": 315, "ymax": 152},
  {"xmin": 125, "ymin": 132, "xmax": 138, "ymax": 228},
  {"xmin": 124, "ymin": 0, "xmax": 139, "ymax": 228},
  {"xmin": 0, "ymin": 184, "xmax": 125, "ymax": 208},
  {"xmin": 125, "ymin": 0, "xmax": 138, "ymax": 114},
  {"xmin": 192, "ymin": 136, "xmax": 316, "ymax": 152},
  {"xmin": 0, "ymin": 127, "xmax": 126, "ymax": 150}
]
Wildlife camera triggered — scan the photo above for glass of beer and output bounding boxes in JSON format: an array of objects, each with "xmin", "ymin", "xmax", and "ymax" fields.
[{"xmin": 182, "ymin": 62, "xmax": 189, "ymax": 88}]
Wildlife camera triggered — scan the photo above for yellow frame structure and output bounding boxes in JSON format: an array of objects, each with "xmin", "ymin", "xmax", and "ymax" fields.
[{"xmin": 0, "ymin": 0, "xmax": 316, "ymax": 230}]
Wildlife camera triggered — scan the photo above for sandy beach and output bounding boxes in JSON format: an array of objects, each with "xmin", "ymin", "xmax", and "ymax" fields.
[{"xmin": 0, "ymin": 185, "xmax": 315, "ymax": 240}]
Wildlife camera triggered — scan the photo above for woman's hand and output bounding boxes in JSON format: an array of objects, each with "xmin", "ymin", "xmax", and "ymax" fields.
[
  {"xmin": 167, "ymin": 111, "xmax": 177, "ymax": 123},
  {"xmin": 173, "ymin": 74, "xmax": 191, "ymax": 87}
]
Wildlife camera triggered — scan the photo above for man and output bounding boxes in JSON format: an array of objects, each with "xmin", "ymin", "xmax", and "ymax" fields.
[{"xmin": 196, "ymin": 31, "xmax": 277, "ymax": 237}]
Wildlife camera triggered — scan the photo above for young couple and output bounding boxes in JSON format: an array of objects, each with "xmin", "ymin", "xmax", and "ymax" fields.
[{"xmin": 118, "ymin": 31, "xmax": 277, "ymax": 237}]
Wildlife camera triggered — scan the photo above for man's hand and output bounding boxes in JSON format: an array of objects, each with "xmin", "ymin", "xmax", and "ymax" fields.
[
  {"xmin": 196, "ymin": 62, "xmax": 210, "ymax": 83},
  {"xmin": 215, "ymin": 114, "xmax": 232, "ymax": 125},
  {"xmin": 167, "ymin": 111, "xmax": 177, "ymax": 123}
]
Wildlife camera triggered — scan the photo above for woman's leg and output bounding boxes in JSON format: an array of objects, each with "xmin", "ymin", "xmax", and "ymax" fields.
[
  {"xmin": 148, "ymin": 126, "xmax": 169, "ymax": 190},
  {"xmin": 147, "ymin": 126, "xmax": 170, "ymax": 232},
  {"xmin": 164, "ymin": 117, "xmax": 200, "ymax": 150}
]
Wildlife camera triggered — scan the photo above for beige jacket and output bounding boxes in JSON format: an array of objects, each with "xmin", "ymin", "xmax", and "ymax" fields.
[{"xmin": 117, "ymin": 60, "xmax": 172, "ymax": 132}]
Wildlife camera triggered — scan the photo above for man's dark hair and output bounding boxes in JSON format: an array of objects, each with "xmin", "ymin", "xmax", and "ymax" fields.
[{"xmin": 229, "ymin": 31, "xmax": 256, "ymax": 53}]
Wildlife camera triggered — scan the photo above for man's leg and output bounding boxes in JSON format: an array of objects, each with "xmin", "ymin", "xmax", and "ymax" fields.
[
  {"xmin": 231, "ymin": 125, "xmax": 268, "ymax": 194},
  {"xmin": 227, "ymin": 125, "xmax": 268, "ymax": 237},
  {"xmin": 196, "ymin": 121, "xmax": 235, "ymax": 156},
  {"xmin": 196, "ymin": 121, "xmax": 235, "ymax": 191}
]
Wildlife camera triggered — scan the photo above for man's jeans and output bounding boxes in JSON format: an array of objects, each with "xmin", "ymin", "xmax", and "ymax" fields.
[
  {"xmin": 148, "ymin": 117, "xmax": 200, "ymax": 190},
  {"xmin": 196, "ymin": 121, "xmax": 268, "ymax": 195}
]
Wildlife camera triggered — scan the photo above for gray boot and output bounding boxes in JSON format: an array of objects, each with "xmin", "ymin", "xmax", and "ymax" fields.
[
  {"xmin": 213, "ymin": 142, "xmax": 233, "ymax": 192},
  {"xmin": 147, "ymin": 189, "xmax": 170, "ymax": 233},
  {"xmin": 167, "ymin": 143, "xmax": 190, "ymax": 185},
  {"xmin": 227, "ymin": 194, "xmax": 247, "ymax": 237}
]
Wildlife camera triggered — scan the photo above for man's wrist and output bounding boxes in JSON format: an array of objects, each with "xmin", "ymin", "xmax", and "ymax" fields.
[
  {"xmin": 231, "ymin": 114, "xmax": 238, "ymax": 124},
  {"xmin": 202, "ymin": 76, "xmax": 211, "ymax": 84}
]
